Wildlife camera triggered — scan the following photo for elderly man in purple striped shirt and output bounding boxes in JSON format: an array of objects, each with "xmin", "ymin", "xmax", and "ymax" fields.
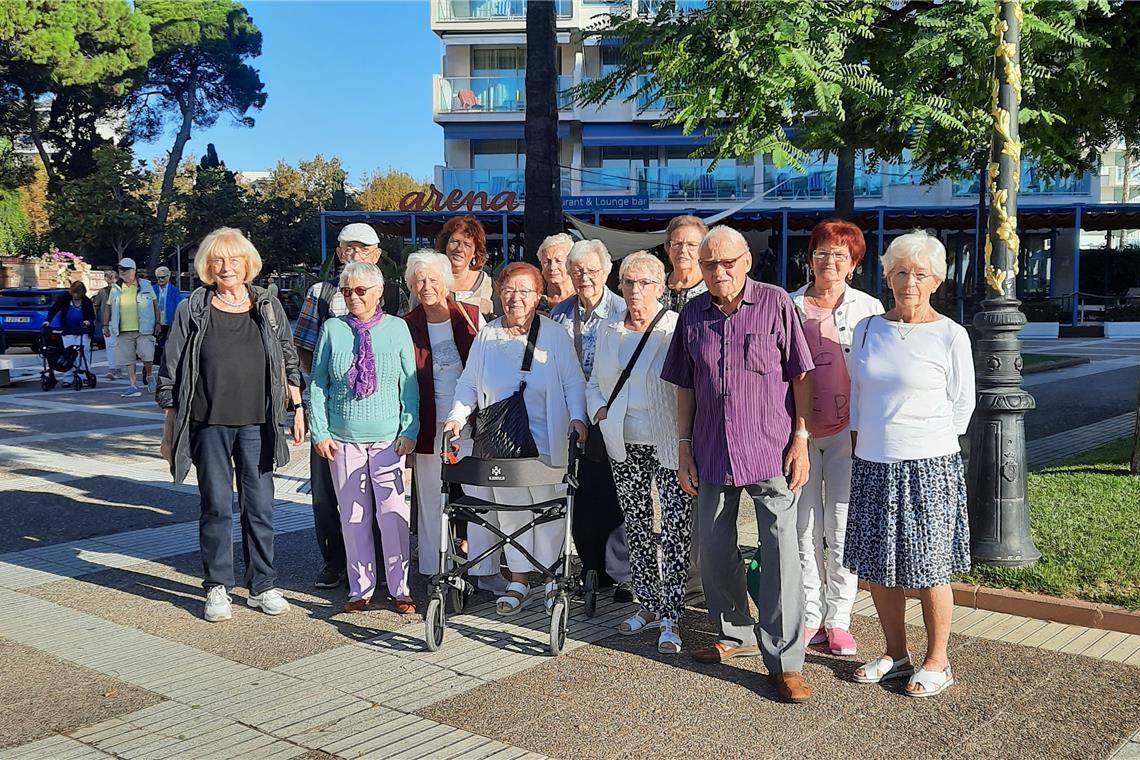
[{"xmin": 661, "ymin": 225, "xmax": 816, "ymax": 704}]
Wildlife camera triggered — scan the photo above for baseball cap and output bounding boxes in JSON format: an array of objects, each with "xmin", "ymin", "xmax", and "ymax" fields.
[
  {"xmin": 338, "ymin": 223, "xmax": 379, "ymax": 246},
  {"xmin": 118, "ymin": 257, "xmax": 137, "ymax": 269}
]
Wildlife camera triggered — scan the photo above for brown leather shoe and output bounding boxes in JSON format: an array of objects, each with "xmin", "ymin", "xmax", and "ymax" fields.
[
  {"xmin": 692, "ymin": 641, "xmax": 762, "ymax": 664},
  {"xmin": 392, "ymin": 598, "xmax": 417, "ymax": 615},
  {"xmin": 344, "ymin": 597, "xmax": 371, "ymax": 613},
  {"xmin": 769, "ymin": 671, "xmax": 813, "ymax": 703}
]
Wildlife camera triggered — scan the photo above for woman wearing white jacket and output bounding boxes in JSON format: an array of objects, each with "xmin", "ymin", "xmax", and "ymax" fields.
[
  {"xmin": 586, "ymin": 252, "xmax": 693, "ymax": 654},
  {"xmin": 789, "ymin": 219, "xmax": 886, "ymax": 658}
]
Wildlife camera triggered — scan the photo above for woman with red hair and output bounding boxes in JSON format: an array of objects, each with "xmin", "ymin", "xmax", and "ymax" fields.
[
  {"xmin": 435, "ymin": 216, "xmax": 497, "ymax": 319},
  {"xmin": 789, "ymin": 218, "xmax": 885, "ymax": 657}
]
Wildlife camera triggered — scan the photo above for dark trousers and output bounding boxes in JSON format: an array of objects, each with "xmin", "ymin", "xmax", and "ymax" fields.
[
  {"xmin": 572, "ymin": 456, "xmax": 630, "ymax": 585},
  {"xmin": 192, "ymin": 423, "xmax": 276, "ymax": 595},
  {"xmin": 310, "ymin": 443, "xmax": 346, "ymax": 573}
]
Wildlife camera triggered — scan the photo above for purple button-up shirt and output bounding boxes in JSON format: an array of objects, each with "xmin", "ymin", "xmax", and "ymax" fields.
[{"xmin": 661, "ymin": 279, "xmax": 814, "ymax": 486}]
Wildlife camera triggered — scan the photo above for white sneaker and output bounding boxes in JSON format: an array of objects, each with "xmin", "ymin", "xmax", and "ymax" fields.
[
  {"xmin": 121, "ymin": 385, "xmax": 141, "ymax": 398},
  {"xmin": 204, "ymin": 586, "xmax": 232, "ymax": 622},
  {"xmin": 247, "ymin": 588, "xmax": 289, "ymax": 616},
  {"xmin": 657, "ymin": 618, "xmax": 682, "ymax": 654}
]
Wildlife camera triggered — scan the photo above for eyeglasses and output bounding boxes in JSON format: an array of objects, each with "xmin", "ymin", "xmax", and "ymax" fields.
[
  {"xmin": 341, "ymin": 242, "xmax": 377, "ymax": 254},
  {"xmin": 340, "ymin": 285, "xmax": 376, "ymax": 298},
  {"xmin": 570, "ymin": 266, "xmax": 603, "ymax": 280},
  {"xmin": 668, "ymin": 241, "xmax": 700, "ymax": 252},
  {"xmin": 891, "ymin": 270, "xmax": 932, "ymax": 284},
  {"xmin": 698, "ymin": 255, "xmax": 746, "ymax": 272},
  {"xmin": 812, "ymin": 250, "xmax": 850, "ymax": 261},
  {"xmin": 620, "ymin": 277, "xmax": 660, "ymax": 291},
  {"xmin": 500, "ymin": 288, "xmax": 536, "ymax": 299},
  {"xmin": 207, "ymin": 257, "xmax": 242, "ymax": 268}
]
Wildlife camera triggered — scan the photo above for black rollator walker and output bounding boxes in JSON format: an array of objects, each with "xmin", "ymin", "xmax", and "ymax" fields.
[
  {"xmin": 40, "ymin": 330, "xmax": 97, "ymax": 391},
  {"xmin": 425, "ymin": 430, "xmax": 589, "ymax": 655}
]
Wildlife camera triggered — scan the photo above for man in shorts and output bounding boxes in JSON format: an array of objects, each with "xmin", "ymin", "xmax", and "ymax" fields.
[{"xmin": 102, "ymin": 257, "xmax": 160, "ymax": 398}]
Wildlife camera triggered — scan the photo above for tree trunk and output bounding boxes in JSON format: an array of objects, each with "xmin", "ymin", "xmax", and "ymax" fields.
[
  {"xmin": 832, "ymin": 145, "xmax": 856, "ymax": 220},
  {"xmin": 148, "ymin": 91, "xmax": 195, "ymax": 271},
  {"xmin": 25, "ymin": 95, "xmax": 57, "ymax": 188},
  {"xmin": 523, "ymin": 0, "xmax": 561, "ymax": 266},
  {"xmin": 1122, "ymin": 145, "xmax": 1133, "ymax": 204},
  {"xmin": 1130, "ymin": 370, "xmax": 1140, "ymax": 475}
]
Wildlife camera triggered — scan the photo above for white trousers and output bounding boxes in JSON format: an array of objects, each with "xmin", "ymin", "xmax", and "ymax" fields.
[
  {"xmin": 103, "ymin": 332, "xmax": 118, "ymax": 370},
  {"xmin": 414, "ymin": 423, "xmax": 503, "ymax": 577},
  {"xmin": 796, "ymin": 430, "xmax": 859, "ymax": 630}
]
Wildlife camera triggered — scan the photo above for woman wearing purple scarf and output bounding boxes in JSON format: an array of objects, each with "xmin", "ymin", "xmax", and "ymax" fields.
[{"xmin": 309, "ymin": 262, "xmax": 420, "ymax": 613}]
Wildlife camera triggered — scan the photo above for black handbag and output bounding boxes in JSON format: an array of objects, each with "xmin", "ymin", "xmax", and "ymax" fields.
[
  {"xmin": 471, "ymin": 317, "xmax": 541, "ymax": 459},
  {"xmin": 583, "ymin": 309, "xmax": 668, "ymax": 463}
]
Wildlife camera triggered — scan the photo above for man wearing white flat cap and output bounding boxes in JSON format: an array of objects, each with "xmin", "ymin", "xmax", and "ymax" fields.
[
  {"xmin": 102, "ymin": 257, "xmax": 160, "ymax": 398},
  {"xmin": 295, "ymin": 222, "xmax": 407, "ymax": 589}
]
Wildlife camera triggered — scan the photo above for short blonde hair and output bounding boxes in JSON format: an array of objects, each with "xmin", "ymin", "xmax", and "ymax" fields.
[
  {"xmin": 881, "ymin": 230, "xmax": 947, "ymax": 281},
  {"xmin": 567, "ymin": 239, "xmax": 613, "ymax": 277},
  {"xmin": 619, "ymin": 251, "xmax": 665, "ymax": 283},
  {"xmin": 404, "ymin": 249, "xmax": 454, "ymax": 291},
  {"xmin": 340, "ymin": 261, "xmax": 384, "ymax": 289},
  {"xmin": 194, "ymin": 227, "xmax": 262, "ymax": 285},
  {"xmin": 537, "ymin": 233, "xmax": 574, "ymax": 260}
]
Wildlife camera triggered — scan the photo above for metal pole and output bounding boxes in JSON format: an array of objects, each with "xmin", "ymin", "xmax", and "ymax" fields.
[
  {"xmin": 876, "ymin": 208, "xmax": 885, "ymax": 297},
  {"xmin": 967, "ymin": 0, "xmax": 1040, "ymax": 567},
  {"xmin": 1071, "ymin": 206, "xmax": 1082, "ymax": 327},
  {"xmin": 778, "ymin": 209, "xmax": 788, "ymax": 288}
]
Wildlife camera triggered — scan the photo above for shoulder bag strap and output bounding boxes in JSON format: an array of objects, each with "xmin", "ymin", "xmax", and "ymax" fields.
[
  {"xmin": 605, "ymin": 308, "xmax": 669, "ymax": 408},
  {"xmin": 455, "ymin": 300, "xmax": 478, "ymax": 334},
  {"xmin": 520, "ymin": 314, "xmax": 541, "ymax": 373},
  {"xmin": 572, "ymin": 301, "xmax": 583, "ymax": 363}
]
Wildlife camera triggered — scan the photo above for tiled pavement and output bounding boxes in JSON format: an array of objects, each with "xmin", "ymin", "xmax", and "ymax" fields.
[{"xmin": 1, "ymin": 363, "xmax": 1139, "ymax": 758}]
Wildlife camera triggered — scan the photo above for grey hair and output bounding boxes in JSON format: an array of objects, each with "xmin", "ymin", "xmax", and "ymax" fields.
[
  {"xmin": 567, "ymin": 239, "xmax": 613, "ymax": 276},
  {"xmin": 881, "ymin": 230, "xmax": 947, "ymax": 281},
  {"xmin": 700, "ymin": 225, "xmax": 749, "ymax": 255},
  {"xmin": 339, "ymin": 261, "xmax": 384, "ymax": 289},
  {"xmin": 619, "ymin": 251, "xmax": 665, "ymax": 283},
  {"xmin": 154, "ymin": 266, "xmax": 171, "ymax": 277},
  {"xmin": 536, "ymin": 232, "xmax": 574, "ymax": 259},
  {"xmin": 404, "ymin": 249, "xmax": 453, "ymax": 291}
]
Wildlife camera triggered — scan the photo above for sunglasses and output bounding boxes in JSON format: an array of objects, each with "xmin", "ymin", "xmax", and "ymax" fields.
[{"xmin": 339, "ymin": 285, "xmax": 376, "ymax": 298}]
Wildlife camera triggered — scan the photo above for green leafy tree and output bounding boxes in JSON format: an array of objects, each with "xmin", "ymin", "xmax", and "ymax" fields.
[
  {"xmin": 355, "ymin": 167, "xmax": 428, "ymax": 211},
  {"xmin": 131, "ymin": 0, "xmax": 267, "ymax": 268},
  {"xmin": 0, "ymin": 0, "xmax": 151, "ymax": 185},
  {"xmin": 48, "ymin": 145, "xmax": 154, "ymax": 264},
  {"xmin": 263, "ymin": 154, "xmax": 348, "ymax": 209},
  {"xmin": 176, "ymin": 145, "xmax": 251, "ymax": 254}
]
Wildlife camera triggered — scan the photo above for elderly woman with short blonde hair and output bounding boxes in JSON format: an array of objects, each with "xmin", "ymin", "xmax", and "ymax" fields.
[
  {"xmin": 663, "ymin": 215, "xmax": 709, "ymax": 312},
  {"xmin": 846, "ymin": 230, "xmax": 975, "ymax": 698},
  {"xmin": 587, "ymin": 251, "xmax": 693, "ymax": 652},
  {"xmin": 536, "ymin": 232, "xmax": 575, "ymax": 313},
  {"xmin": 158, "ymin": 227, "xmax": 305, "ymax": 623}
]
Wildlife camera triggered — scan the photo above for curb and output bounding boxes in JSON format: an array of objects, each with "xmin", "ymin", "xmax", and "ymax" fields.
[
  {"xmin": 859, "ymin": 581, "xmax": 1140, "ymax": 635},
  {"xmin": 1022, "ymin": 356, "xmax": 1090, "ymax": 374}
]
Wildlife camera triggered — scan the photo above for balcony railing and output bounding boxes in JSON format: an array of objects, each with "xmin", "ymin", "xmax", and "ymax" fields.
[
  {"xmin": 638, "ymin": 0, "xmax": 707, "ymax": 15},
  {"xmin": 437, "ymin": 75, "xmax": 574, "ymax": 113},
  {"xmin": 634, "ymin": 74, "xmax": 666, "ymax": 111},
  {"xmin": 439, "ymin": 168, "xmax": 572, "ymax": 200},
  {"xmin": 580, "ymin": 165, "xmax": 752, "ymax": 200},
  {"xmin": 952, "ymin": 162, "xmax": 1092, "ymax": 197},
  {"xmin": 436, "ymin": 0, "xmax": 571, "ymax": 21},
  {"xmin": 764, "ymin": 163, "xmax": 884, "ymax": 200}
]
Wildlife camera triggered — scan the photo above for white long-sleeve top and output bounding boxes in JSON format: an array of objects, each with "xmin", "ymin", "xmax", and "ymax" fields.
[
  {"xmin": 447, "ymin": 314, "xmax": 587, "ymax": 468},
  {"xmin": 849, "ymin": 315, "xmax": 975, "ymax": 464}
]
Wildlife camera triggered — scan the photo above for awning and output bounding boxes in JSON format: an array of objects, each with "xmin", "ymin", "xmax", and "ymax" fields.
[
  {"xmin": 443, "ymin": 122, "xmax": 570, "ymax": 140},
  {"xmin": 581, "ymin": 123, "xmax": 710, "ymax": 147}
]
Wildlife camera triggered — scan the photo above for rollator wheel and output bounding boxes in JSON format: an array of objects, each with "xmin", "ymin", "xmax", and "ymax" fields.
[
  {"xmin": 88, "ymin": 373, "xmax": 97, "ymax": 389},
  {"xmin": 583, "ymin": 569, "xmax": 598, "ymax": 618},
  {"xmin": 424, "ymin": 595, "xmax": 445, "ymax": 651},
  {"xmin": 73, "ymin": 374, "xmax": 83, "ymax": 390},
  {"xmin": 447, "ymin": 579, "xmax": 469, "ymax": 614},
  {"xmin": 41, "ymin": 375, "xmax": 53, "ymax": 392},
  {"xmin": 549, "ymin": 594, "xmax": 569, "ymax": 656}
]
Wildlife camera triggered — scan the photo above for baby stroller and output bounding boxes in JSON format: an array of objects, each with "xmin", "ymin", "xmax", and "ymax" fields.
[
  {"xmin": 426, "ymin": 431, "xmax": 589, "ymax": 656},
  {"xmin": 40, "ymin": 330, "xmax": 97, "ymax": 391}
]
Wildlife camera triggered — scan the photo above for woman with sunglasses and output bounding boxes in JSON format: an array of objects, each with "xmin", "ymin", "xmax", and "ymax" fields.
[
  {"xmin": 308, "ymin": 262, "xmax": 420, "ymax": 614},
  {"xmin": 788, "ymin": 218, "xmax": 884, "ymax": 658}
]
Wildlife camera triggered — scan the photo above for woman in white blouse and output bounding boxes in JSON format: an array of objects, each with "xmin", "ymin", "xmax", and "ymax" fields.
[
  {"xmin": 443, "ymin": 262, "xmax": 588, "ymax": 616},
  {"xmin": 587, "ymin": 252, "xmax": 693, "ymax": 654},
  {"xmin": 844, "ymin": 230, "xmax": 975, "ymax": 699}
]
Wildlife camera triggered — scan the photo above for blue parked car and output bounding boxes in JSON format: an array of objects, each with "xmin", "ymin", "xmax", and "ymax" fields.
[{"xmin": 0, "ymin": 288, "xmax": 69, "ymax": 353}]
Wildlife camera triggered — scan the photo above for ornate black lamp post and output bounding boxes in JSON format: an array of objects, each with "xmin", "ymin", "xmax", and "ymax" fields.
[{"xmin": 967, "ymin": 0, "xmax": 1040, "ymax": 566}]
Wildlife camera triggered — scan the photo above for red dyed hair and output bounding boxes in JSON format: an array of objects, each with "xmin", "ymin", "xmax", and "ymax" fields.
[
  {"xmin": 807, "ymin": 218, "xmax": 866, "ymax": 267},
  {"xmin": 435, "ymin": 216, "xmax": 488, "ymax": 269},
  {"xmin": 496, "ymin": 262, "xmax": 543, "ymax": 293}
]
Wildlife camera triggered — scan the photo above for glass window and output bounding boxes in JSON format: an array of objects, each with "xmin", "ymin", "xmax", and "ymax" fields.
[{"xmin": 472, "ymin": 140, "xmax": 524, "ymax": 170}]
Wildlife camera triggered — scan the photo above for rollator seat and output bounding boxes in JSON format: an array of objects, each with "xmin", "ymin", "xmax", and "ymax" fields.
[{"xmin": 449, "ymin": 494, "xmax": 567, "ymax": 513}]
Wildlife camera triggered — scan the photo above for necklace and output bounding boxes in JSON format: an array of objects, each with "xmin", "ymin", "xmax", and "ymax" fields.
[
  {"xmin": 215, "ymin": 289, "xmax": 249, "ymax": 308},
  {"xmin": 892, "ymin": 308, "xmax": 934, "ymax": 340}
]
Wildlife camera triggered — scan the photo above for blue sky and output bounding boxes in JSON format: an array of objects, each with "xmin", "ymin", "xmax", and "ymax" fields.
[{"xmin": 136, "ymin": 1, "xmax": 443, "ymax": 184}]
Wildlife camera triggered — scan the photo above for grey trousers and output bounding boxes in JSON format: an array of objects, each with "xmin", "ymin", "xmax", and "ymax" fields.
[{"xmin": 698, "ymin": 476, "xmax": 805, "ymax": 675}]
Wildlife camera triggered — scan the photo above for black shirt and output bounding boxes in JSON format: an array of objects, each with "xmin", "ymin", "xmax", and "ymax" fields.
[{"xmin": 191, "ymin": 306, "xmax": 268, "ymax": 426}]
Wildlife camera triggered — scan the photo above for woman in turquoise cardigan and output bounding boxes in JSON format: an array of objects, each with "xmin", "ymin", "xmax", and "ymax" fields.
[{"xmin": 309, "ymin": 262, "xmax": 420, "ymax": 613}]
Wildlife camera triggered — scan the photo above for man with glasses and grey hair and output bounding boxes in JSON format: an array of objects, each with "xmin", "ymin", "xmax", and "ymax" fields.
[
  {"xmin": 152, "ymin": 266, "xmax": 183, "ymax": 388},
  {"xmin": 661, "ymin": 225, "xmax": 817, "ymax": 703}
]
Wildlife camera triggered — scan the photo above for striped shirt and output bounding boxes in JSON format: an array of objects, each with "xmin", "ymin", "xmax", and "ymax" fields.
[{"xmin": 661, "ymin": 279, "xmax": 814, "ymax": 486}]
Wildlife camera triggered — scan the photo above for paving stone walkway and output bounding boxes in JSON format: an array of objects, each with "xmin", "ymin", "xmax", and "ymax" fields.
[{"xmin": 1, "ymin": 366, "xmax": 1138, "ymax": 759}]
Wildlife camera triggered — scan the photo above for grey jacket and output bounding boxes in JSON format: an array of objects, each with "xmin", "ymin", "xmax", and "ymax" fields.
[{"xmin": 156, "ymin": 285, "xmax": 304, "ymax": 483}]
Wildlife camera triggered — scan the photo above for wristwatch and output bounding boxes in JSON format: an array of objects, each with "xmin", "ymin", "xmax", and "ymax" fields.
[{"xmin": 794, "ymin": 430, "xmax": 811, "ymax": 440}]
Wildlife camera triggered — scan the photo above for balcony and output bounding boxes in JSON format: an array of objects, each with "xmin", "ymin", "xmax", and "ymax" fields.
[
  {"xmin": 439, "ymin": 168, "xmax": 572, "ymax": 201},
  {"xmin": 436, "ymin": 75, "xmax": 574, "ymax": 114},
  {"xmin": 580, "ymin": 165, "xmax": 752, "ymax": 200},
  {"xmin": 436, "ymin": 0, "xmax": 571, "ymax": 21},
  {"xmin": 764, "ymin": 163, "xmax": 884, "ymax": 200},
  {"xmin": 952, "ymin": 161, "xmax": 1092, "ymax": 197},
  {"xmin": 638, "ymin": 0, "xmax": 707, "ymax": 15},
  {"xmin": 634, "ymin": 74, "xmax": 666, "ymax": 112}
]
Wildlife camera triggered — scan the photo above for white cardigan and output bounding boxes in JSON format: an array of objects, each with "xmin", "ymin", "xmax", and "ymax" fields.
[
  {"xmin": 447, "ymin": 315, "xmax": 587, "ymax": 469},
  {"xmin": 790, "ymin": 284, "xmax": 885, "ymax": 373},
  {"xmin": 585, "ymin": 309, "xmax": 681, "ymax": 470}
]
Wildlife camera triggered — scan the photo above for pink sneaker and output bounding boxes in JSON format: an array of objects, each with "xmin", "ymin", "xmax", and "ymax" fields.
[
  {"xmin": 804, "ymin": 626, "xmax": 827, "ymax": 646},
  {"xmin": 827, "ymin": 627, "xmax": 858, "ymax": 656}
]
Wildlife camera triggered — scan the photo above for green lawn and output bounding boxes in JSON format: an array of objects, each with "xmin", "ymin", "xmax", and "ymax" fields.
[
  {"xmin": 956, "ymin": 438, "xmax": 1140, "ymax": 609},
  {"xmin": 1022, "ymin": 353, "xmax": 1081, "ymax": 367}
]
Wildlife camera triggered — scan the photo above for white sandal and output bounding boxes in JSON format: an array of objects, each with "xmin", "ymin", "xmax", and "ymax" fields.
[
  {"xmin": 544, "ymin": 581, "xmax": 558, "ymax": 613},
  {"xmin": 906, "ymin": 665, "xmax": 954, "ymax": 698},
  {"xmin": 657, "ymin": 619, "xmax": 682, "ymax": 654},
  {"xmin": 495, "ymin": 581, "xmax": 531, "ymax": 616},
  {"xmin": 853, "ymin": 653, "xmax": 914, "ymax": 684},
  {"xmin": 618, "ymin": 609, "xmax": 660, "ymax": 635}
]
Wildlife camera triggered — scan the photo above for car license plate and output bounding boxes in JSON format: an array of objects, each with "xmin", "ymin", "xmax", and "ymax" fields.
[{"xmin": 3, "ymin": 316, "xmax": 30, "ymax": 323}]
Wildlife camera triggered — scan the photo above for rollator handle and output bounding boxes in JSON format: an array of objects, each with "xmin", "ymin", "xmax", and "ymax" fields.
[{"xmin": 441, "ymin": 430, "xmax": 459, "ymax": 464}]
